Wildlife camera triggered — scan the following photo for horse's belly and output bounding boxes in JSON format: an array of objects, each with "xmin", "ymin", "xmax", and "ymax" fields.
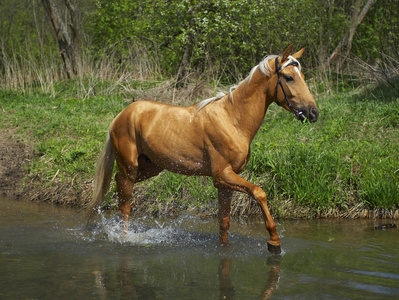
[
  {"xmin": 141, "ymin": 135, "xmax": 210, "ymax": 176},
  {"xmin": 147, "ymin": 151, "xmax": 209, "ymax": 176},
  {"xmin": 164, "ymin": 158, "xmax": 207, "ymax": 176}
]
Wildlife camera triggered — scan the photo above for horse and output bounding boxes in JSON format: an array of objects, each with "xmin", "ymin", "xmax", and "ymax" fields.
[{"xmin": 87, "ymin": 44, "xmax": 319, "ymax": 254}]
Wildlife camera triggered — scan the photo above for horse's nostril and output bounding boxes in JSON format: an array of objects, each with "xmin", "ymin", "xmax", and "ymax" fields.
[{"xmin": 309, "ymin": 107, "xmax": 319, "ymax": 122}]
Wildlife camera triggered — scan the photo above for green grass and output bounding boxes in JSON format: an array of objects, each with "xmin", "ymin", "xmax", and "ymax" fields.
[
  {"xmin": 0, "ymin": 90, "xmax": 127, "ymax": 185},
  {"xmin": 0, "ymin": 80, "xmax": 398, "ymax": 216}
]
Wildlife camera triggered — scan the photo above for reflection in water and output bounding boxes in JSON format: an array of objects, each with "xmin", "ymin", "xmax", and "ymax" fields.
[
  {"xmin": 92, "ymin": 255, "xmax": 281, "ymax": 300},
  {"xmin": 218, "ymin": 259, "xmax": 235, "ymax": 299},
  {"xmin": 261, "ymin": 256, "xmax": 281, "ymax": 299},
  {"xmin": 92, "ymin": 255, "xmax": 145, "ymax": 300},
  {"xmin": 219, "ymin": 256, "xmax": 281, "ymax": 300}
]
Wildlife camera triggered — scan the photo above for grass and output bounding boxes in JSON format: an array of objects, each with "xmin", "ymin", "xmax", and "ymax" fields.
[
  {"xmin": 0, "ymin": 90, "xmax": 126, "ymax": 199},
  {"xmin": 250, "ymin": 98, "xmax": 399, "ymax": 214},
  {"xmin": 0, "ymin": 79, "xmax": 398, "ymax": 218}
]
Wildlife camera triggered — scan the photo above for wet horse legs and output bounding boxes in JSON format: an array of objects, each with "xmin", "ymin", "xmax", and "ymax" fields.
[
  {"xmin": 218, "ymin": 188, "xmax": 233, "ymax": 244},
  {"xmin": 215, "ymin": 167, "xmax": 281, "ymax": 254},
  {"xmin": 114, "ymin": 154, "xmax": 162, "ymax": 232},
  {"xmin": 115, "ymin": 172, "xmax": 135, "ymax": 232}
]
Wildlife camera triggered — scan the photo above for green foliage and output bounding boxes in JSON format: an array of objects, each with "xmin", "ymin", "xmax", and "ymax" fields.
[
  {"xmin": 2, "ymin": 0, "xmax": 399, "ymax": 92},
  {"xmin": 88, "ymin": 0, "xmax": 355, "ymax": 80},
  {"xmin": 355, "ymin": 0, "xmax": 399, "ymax": 62}
]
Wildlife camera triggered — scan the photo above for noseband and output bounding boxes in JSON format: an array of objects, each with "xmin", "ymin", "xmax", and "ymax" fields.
[{"xmin": 274, "ymin": 57, "xmax": 303, "ymax": 118}]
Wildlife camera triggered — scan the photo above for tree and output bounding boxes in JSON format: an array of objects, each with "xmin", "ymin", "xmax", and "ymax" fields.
[
  {"xmin": 41, "ymin": 0, "xmax": 81, "ymax": 79},
  {"xmin": 325, "ymin": 0, "xmax": 377, "ymax": 68}
]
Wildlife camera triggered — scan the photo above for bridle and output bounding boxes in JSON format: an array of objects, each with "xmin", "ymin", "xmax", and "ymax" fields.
[{"xmin": 274, "ymin": 56, "xmax": 303, "ymax": 119}]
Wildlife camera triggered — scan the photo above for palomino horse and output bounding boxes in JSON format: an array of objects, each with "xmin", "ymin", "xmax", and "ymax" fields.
[{"xmin": 87, "ymin": 44, "xmax": 318, "ymax": 254}]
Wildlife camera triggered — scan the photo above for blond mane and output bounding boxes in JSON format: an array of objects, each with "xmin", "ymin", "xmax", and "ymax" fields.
[{"xmin": 196, "ymin": 55, "xmax": 286, "ymax": 111}]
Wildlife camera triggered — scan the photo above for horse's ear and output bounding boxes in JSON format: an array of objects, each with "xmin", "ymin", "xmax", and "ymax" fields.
[
  {"xmin": 279, "ymin": 43, "xmax": 294, "ymax": 63},
  {"xmin": 292, "ymin": 47, "xmax": 305, "ymax": 60}
]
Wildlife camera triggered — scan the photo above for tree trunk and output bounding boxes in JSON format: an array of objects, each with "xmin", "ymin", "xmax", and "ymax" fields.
[
  {"xmin": 0, "ymin": 4, "xmax": 15, "ymax": 86},
  {"xmin": 325, "ymin": 0, "xmax": 376, "ymax": 69},
  {"xmin": 41, "ymin": 0, "xmax": 81, "ymax": 79},
  {"xmin": 175, "ymin": 5, "xmax": 196, "ymax": 88},
  {"xmin": 175, "ymin": 43, "xmax": 191, "ymax": 88}
]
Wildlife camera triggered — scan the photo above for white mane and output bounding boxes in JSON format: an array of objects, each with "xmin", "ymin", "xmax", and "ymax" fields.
[
  {"xmin": 196, "ymin": 92, "xmax": 226, "ymax": 111},
  {"xmin": 196, "ymin": 55, "xmax": 301, "ymax": 111}
]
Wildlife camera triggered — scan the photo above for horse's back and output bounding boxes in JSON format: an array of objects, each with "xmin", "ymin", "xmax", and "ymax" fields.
[{"xmin": 112, "ymin": 100, "xmax": 192, "ymax": 133}]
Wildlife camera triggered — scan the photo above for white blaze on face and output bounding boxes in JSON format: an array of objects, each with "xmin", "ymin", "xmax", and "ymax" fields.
[
  {"xmin": 281, "ymin": 56, "xmax": 304, "ymax": 82},
  {"xmin": 294, "ymin": 66, "xmax": 303, "ymax": 82}
]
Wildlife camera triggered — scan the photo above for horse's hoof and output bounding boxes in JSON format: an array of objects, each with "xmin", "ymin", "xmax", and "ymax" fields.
[
  {"xmin": 219, "ymin": 239, "xmax": 230, "ymax": 247},
  {"xmin": 267, "ymin": 242, "xmax": 281, "ymax": 254}
]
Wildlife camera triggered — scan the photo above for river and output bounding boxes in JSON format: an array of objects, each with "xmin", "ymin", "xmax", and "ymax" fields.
[{"xmin": 0, "ymin": 197, "xmax": 398, "ymax": 299}]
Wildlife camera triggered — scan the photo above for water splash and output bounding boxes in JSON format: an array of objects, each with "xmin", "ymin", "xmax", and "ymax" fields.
[
  {"xmin": 80, "ymin": 211, "xmax": 274, "ymax": 257},
  {"xmin": 84, "ymin": 213, "xmax": 206, "ymax": 246}
]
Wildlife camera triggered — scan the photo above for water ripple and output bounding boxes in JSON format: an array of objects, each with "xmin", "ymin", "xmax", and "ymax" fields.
[
  {"xmin": 347, "ymin": 269, "xmax": 399, "ymax": 280},
  {"xmin": 346, "ymin": 280, "xmax": 399, "ymax": 296}
]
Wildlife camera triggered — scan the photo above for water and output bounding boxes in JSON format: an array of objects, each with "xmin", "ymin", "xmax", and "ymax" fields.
[{"xmin": 0, "ymin": 197, "xmax": 398, "ymax": 299}]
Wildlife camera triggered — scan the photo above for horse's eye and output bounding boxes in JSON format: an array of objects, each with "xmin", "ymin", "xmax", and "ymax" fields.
[{"xmin": 285, "ymin": 76, "xmax": 294, "ymax": 82}]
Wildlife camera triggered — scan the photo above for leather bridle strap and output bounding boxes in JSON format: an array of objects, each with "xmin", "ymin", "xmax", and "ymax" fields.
[{"xmin": 274, "ymin": 57, "xmax": 302, "ymax": 117}]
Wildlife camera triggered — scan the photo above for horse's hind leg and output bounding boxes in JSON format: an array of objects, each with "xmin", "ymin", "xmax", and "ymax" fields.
[
  {"xmin": 115, "ymin": 153, "xmax": 162, "ymax": 232},
  {"xmin": 114, "ymin": 139, "xmax": 139, "ymax": 231},
  {"xmin": 115, "ymin": 171, "xmax": 136, "ymax": 228}
]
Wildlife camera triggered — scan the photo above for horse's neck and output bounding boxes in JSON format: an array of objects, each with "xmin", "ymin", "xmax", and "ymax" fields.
[{"xmin": 227, "ymin": 69, "xmax": 273, "ymax": 141}]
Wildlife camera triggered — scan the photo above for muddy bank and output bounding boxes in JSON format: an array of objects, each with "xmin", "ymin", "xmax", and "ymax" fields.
[
  {"xmin": 0, "ymin": 129, "xmax": 90, "ymax": 206},
  {"xmin": 0, "ymin": 128, "xmax": 148, "ymax": 211},
  {"xmin": 0, "ymin": 129, "xmax": 32, "ymax": 197}
]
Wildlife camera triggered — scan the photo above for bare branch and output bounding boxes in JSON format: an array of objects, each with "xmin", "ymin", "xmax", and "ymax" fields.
[{"xmin": 325, "ymin": 0, "xmax": 377, "ymax": 68}]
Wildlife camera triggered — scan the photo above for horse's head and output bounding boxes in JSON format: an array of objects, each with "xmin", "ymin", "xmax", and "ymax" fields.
[{"xmin": 272, "ymin": 44, "xmax": 319, "ymax": 123}]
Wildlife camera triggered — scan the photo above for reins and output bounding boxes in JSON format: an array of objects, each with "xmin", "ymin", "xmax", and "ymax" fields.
[{"xmin": 274, "ymin": 57, "xmax": 303, "ymax": 118}]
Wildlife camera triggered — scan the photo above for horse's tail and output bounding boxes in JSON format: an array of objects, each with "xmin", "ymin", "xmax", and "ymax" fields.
[{"xmin": 86, "ymin": 132, "xmax": 115, "ymax": 221}]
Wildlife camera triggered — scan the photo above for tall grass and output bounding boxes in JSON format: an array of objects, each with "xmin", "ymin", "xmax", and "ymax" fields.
[
  {"xmin": 251, "ymin": 97, "xmax": 398, "ymax": 212},
  {"xmin": 0, "ymin": 43, "xmax": 161, "ymax": 99}
]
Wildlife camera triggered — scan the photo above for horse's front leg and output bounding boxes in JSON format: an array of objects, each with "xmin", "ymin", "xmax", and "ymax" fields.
[
  {"xmin": 217, "ymin": 187, "xmax": 233, "ymax": 244},
  {"xmin": 214, "ymin": 167, "xmax": 281, "ymax": 254}
]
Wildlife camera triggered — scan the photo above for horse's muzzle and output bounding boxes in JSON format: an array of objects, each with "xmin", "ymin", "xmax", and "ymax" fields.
[{"xmin": 298, "ymin": 106, "xmax": 319, "ymax": 123}]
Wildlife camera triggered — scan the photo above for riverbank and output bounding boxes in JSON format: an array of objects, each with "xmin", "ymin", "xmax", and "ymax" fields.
[
  {"xmin": 0, "ymin": 81, "xmax": 398, "ymax": 219},
  {"xmin": 0, "ymin": 128, "xmax": 32, "ymax": 197},
  {"xmin": 0, "ymin": 127, "xmax": 88, "ymax": 205}
]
